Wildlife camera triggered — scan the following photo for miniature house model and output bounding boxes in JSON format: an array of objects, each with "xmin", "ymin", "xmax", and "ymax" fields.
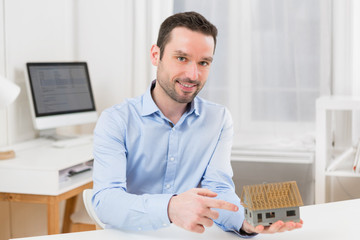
[{"xmin": 240, "ymin": 181, "xmax": 303, "ymax": 227}]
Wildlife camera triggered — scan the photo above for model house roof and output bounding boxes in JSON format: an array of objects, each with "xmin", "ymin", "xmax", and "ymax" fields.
[{"xmin": 240, "ymin": 181, "xmax": 303, "ymax": 211}]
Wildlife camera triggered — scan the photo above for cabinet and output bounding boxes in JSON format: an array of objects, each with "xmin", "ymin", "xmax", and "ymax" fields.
[
  {"xmin": 315, "ymin": 96, "xmax": 360, "ymax": 204},
  {"xmin": 0, "ymin": 138, "xmax": 93, "ymax": 195},
  {"xmin": 0, "ymin": 138, "xmax": 94, "ymax": 234}
]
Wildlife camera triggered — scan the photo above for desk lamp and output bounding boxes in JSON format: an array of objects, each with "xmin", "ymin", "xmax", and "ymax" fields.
[{"xmin": 0, "ymin": 75, "xmax": 20, "ymax": 160}]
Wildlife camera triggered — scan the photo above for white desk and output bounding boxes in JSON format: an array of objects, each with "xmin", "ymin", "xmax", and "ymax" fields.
[
  {"xmin": 12, "ymin": 198, "xmax": 360, "ymax": 240},
  {"xmin": 0, "ymin": 138, "xmax": 94, "ymax": 234}
]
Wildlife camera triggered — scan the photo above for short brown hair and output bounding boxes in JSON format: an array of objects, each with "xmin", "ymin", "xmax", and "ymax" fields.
[{"xmin": 156, "ymin": 11, "xmax": 218, "ymax": 60}]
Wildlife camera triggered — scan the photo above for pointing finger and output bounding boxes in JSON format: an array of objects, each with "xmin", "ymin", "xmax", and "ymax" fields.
[
  {"xmin": 194, "ymin": 188, "xmax": 218, "ymax": 198},
  {"xmin": 205, "ymin": 198, "xmax": 238, "ymax": 212}
]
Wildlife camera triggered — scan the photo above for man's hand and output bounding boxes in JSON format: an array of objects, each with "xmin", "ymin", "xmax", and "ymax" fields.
[
  {"xmin": 168, "ymin": 188, "xmax": 239, "ymax": 233},
  {"xmin": 241, "ymin": 219, "xmax": 303, "ymax": 234}
]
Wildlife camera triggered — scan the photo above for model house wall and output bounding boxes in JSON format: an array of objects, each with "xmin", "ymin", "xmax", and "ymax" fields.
[{"xmin": 245, "ymin": 207, "xmax": 300, "ymax": 227}]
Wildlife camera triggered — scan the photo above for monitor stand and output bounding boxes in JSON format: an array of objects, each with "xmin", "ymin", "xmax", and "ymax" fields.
[
  {"xmin": 39, "ymin": 129, "xmax": 93, "ymax": 148},
  {"xmin": 39, "ymin": 128, "xmax": 76, "ymax": 141}
]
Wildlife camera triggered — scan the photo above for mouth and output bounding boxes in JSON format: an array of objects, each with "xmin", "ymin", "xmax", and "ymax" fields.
[{"xmin": 177, "ymin": 80, "xmax": 197, "ymax": 92}]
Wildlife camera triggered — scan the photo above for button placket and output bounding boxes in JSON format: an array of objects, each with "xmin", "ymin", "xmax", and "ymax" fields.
[{"xmin": 163, "ymin": 127, "xmax": 178, "ymax": 193}]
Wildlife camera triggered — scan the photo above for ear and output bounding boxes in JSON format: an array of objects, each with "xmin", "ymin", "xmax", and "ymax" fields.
[{"xmin": 150, "ymin": 44, "xmax": 160, "ymax": 66}]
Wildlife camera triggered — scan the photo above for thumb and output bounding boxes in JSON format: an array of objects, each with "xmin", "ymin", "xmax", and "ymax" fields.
[{"xmin": 193, "ymin": 188, "xmax": 218, "ymax": 198}]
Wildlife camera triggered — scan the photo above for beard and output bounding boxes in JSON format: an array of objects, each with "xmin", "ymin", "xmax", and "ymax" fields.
[{"xmin": 157, "ymin": 76, "xmax": 202, "ymax": 104}]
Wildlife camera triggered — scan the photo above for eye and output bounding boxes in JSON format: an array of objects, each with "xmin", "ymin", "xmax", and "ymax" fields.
[
  {"xmin": 177, "ymin": 57, "xmax": 186, "ymax": 62},
  {"xmin": 199, "ymin": 61, "xmax": 209, "ymax": 67}
]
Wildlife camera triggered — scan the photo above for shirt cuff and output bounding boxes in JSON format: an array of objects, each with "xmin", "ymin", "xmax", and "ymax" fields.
[
  {"xmin": 146, "ymin": 193, "xmax": 174, "ymax": 228},
  {"xmin": 231, "ymin": 228, "xmax": 258, "ymax": 238}
]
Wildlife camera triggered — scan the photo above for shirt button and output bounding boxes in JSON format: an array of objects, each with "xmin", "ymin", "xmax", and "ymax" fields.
[
  {"xmin": 170, "ymin": 157, "xmax": 175, "ymax": 161},
  {"xmin": 138, "ymin": 227, "xmax": 142, "ymax": 230},
  {"xmin": 163, "ymin": 223, "xmax": 167, "ymax": 227},
  {"xmin": 165, "ymin": 184, "xmax": 171, "ymax": 189}
]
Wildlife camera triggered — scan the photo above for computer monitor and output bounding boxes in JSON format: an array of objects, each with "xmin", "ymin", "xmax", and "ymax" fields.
[{"xmin": 26, "ymin": 62, "xmax": 98, "ymax": 138}]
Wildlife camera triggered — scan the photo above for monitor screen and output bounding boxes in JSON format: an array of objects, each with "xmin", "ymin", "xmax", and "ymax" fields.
[{"xmin": 26, "ymin": 62, "xmax": 98, "ymax": 131}]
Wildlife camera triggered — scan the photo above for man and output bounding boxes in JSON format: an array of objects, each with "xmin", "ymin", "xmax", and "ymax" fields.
[{"xmin": 93, "ymin": 11, "xmax": 302, "ymax": 237}]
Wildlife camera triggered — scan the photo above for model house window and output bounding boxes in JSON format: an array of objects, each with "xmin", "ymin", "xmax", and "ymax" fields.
[
  {"xmin": 286, "ymin": 210, "xmax": 296, "ymax": 217},
  {"xmin": 257, "ymin": 213, "xmax": 263, "ymax": 222},
  {"xmin": 266, "ymin": 212, "xmax": 275, "ymax": 219}
]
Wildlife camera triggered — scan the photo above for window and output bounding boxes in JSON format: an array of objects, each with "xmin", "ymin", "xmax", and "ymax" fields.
[
  {"xmin": 257, "ymin": 213, "xmax": 263, "ymax": 222},
  {"xmin": 287, "ymin": 210, "xmax": 296, "ymax": 217},
  {"xmin": 266, "ymin": 212, "xmax": 275, "ymax": 219},
  {"xmin": 173, "ymin": 0, "xmax": 330, "ymax": 146}
]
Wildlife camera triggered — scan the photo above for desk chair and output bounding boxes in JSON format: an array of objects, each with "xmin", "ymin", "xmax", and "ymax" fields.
[
  {"xmin": 69, "ymin": 191, "xmax": 96, "ymax": 232},
  {"xmin": 82, "ymin": 189, "xmax": 105, "ymax": 229}
]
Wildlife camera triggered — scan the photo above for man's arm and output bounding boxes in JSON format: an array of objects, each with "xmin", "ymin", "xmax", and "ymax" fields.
[
  {"xmin": 200, "ymin": 107, "xmax": 247, "ymax": 233},
  {"xmin": 92, "ymin": 109, "xmax": 173, "ymax": 231},
  {"xmin": 201, "ymin": 108, "xmax": 303, "ymax": 236}
]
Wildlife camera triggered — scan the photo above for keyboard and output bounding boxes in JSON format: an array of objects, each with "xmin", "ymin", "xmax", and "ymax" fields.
[{"xmin": 52, "ymin": 136, "xmax": 93, "ymax": 148}]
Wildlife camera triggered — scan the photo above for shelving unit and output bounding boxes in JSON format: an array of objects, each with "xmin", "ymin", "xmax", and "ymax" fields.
[
  {"xmin": 315, "ymin": 96, "xmax": 360, "ymax": 204},
  {"xmin": 0, "ymin": 137, "xmax": 94, "ymax": 234},
  {"xmin": 0, "ymin": 138, "xmax": 93, "ymax": 195}
]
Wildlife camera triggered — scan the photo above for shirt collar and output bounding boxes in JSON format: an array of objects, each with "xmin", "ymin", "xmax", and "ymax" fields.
[
  {"xmin": 141, "ymin": 80, "xmax": 200, "ymax": 117},
  {"xmin": 141, "ymin": 80, "xmax": 160, "ymax": 116},
  {"xmin": 189, "ymin": 98, "xmax": 200, "ymax": 117}
]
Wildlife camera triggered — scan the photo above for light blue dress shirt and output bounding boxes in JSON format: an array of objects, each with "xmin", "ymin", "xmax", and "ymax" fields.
[{"xmin": 93, "ymin": 81, "xmax": 247, "ymax": 235}]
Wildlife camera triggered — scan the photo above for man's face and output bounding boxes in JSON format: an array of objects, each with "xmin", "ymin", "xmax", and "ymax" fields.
[{"xmin": 152, "ymin": 27, "xmax": 215, "ymax": 104}]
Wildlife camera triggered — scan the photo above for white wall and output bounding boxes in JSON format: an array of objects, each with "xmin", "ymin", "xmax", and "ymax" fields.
[
  {"xmin": 5, "ymin": 0, "xmax": 75, "ymax": 144},
  {"xmin": 74, "ymin": 0, "xmax": 133, "ymax": 114},
  {"xmin": 74, "ymin": 0, "xmax": 172, "ymax": 115},
  {"xmin": 0, "ymin": 0, "xmax": 75, "ymax": 239},
  {"xmin": 0, "ymin": 0, "xmax": 6, "ymax": 147}
]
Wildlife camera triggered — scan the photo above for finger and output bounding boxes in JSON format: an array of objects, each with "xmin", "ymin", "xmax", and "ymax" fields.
[
  {"xmin": 278, "ymin": 221, "xmax": 295, "ymax": 232},
  {"xmin": 191, "ymin": 224, "xmax": 205, "ymax": 233},
  {"xmin": 205, "ymin": 209, "xmax": 220, "ymax": 220},
  {"xmin": 294, "ymin": 220, "xmax": 303, "ymax": 229},
  {"xmin": 198, "ymin": 216, "xmax": 214, "ymax": 227},
  {"xmin": 197, "ymin": 207, "xmax": 220, "ymax": 220},
  {"xmin": 194, "ymin": 188, "xmax": 218, "ymax": 198},
  {"xmin": 241, "ymin": 220, "xmax": 260, "ymax": 234},
  {"xmin": 204, "ymin": 198, "xmax": 238, "ymax": 212},
  {"xmin": 265, "ymin": 221, "xmax": 285, "ymax": 233},
  {"xmin": 253, "ymin": 224, "xmax": 264, "ymax": 233}
]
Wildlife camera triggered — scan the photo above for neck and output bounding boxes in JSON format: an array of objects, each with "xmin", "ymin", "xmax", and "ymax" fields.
[{"xmin": 151, "ymin": 84, "xmax": 188, "ymax": 125}]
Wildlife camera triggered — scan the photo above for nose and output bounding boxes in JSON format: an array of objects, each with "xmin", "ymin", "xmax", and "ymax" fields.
[{"xmin": 185, "ymin": 62, "xmax": 199, "ymax": 80}]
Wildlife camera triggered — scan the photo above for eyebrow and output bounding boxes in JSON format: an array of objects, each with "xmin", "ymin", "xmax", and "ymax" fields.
[{"xmin": 174, "ymin": 50, "xmax": 213, "ymax": 63}]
